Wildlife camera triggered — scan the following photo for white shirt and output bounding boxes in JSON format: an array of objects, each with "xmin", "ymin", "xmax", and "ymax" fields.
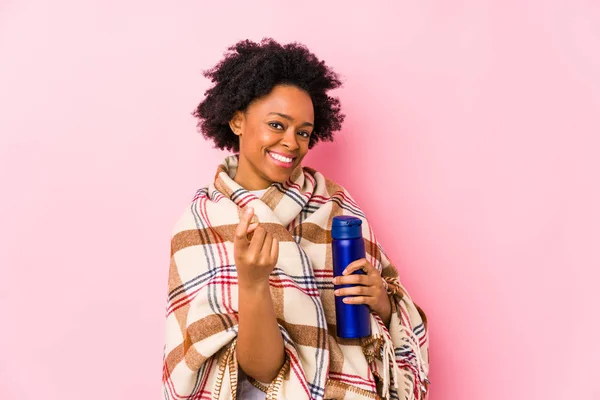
[{"xmin": 237, "ymin": 369, "xmax": 266, "ymax": 399}]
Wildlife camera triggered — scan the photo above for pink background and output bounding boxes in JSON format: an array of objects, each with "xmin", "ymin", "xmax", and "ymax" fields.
[{"xmin": 1, "ymin": 1, "xmax": 599, "ymax": 399}]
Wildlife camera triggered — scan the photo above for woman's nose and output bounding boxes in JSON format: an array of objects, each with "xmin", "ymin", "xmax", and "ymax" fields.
[{"xmin": 281, "ymin": 129, "xmax": 299, "ymax": 150}]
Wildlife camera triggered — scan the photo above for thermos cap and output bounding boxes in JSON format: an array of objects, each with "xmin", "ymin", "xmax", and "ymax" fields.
[{"xmin": 331, "ymin": 216, "xmax": 363, "ymax": 239}]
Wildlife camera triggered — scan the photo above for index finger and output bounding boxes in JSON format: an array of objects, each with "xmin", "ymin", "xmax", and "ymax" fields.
[
  {"xmin": 234, "ymin": 207, "xmax": 254, "ymax": 246},
  {"xmin": 343, "ymin": 258, "xmax": 374, "ymax": 275}
]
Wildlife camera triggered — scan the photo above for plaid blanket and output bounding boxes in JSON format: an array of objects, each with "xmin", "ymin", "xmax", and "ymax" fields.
[{"xmin": 163, "ymin": 155, "xmax": 429, "ymax": 400}]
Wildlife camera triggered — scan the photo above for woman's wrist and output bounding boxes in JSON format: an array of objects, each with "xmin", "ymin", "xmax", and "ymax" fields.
[
  {"xmin": 377, "ymin": 291, "xmax": 393, "ymax": 328},
  {"xmin": 238, "ymin": 276, "xmax": 271, "ymax": 292}
]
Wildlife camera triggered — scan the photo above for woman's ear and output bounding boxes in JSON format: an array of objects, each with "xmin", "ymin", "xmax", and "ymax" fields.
[{"xmin": 229, "ymin": 111, "xmax": 245, "ymax": 136}]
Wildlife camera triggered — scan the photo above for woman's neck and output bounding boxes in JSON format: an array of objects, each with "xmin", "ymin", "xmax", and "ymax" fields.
[{"xmin": 233, "ymin": 156, "xmax": 272, "ymax": 191}]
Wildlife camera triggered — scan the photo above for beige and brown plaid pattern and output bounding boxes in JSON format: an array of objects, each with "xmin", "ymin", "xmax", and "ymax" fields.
[{"xmin": 163, "ymin": 155, "xmax": 429, "ymax": 399}]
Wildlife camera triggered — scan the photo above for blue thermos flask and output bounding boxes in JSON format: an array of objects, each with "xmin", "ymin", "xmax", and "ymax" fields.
[{"xmin": 331, "ymin": 216, "xmax": 371, "ymax": 339}]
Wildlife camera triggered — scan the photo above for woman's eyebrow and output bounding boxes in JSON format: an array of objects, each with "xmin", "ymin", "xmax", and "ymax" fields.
[{"xmin": 268, "ymin": 112, "xmax": 314, "ymax": 127}]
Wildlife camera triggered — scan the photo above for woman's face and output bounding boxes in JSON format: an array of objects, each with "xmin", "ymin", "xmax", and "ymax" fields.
[{"xmin": 230, "ymin": 85, "xmax": 315, "ymax": 190}]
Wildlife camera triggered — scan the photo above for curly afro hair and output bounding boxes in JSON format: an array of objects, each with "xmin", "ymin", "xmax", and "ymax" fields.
[{"xmin": 194, "ymin": 38, "xmax": 345, "ymax": 152}]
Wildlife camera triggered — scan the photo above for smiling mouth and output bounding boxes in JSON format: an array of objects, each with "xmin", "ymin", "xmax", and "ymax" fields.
[{"xmin": 267, "ymin": 151, "xmax": 295, "ymax": 166}]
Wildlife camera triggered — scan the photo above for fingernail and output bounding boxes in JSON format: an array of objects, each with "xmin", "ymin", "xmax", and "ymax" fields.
[
  {"xmin": 342, "ymin": 269, "xmax": 348, "ymax": 275},
  {"xmin": 332, "ymin": 277, "xmax": 338, "ymax": 284},
  {"xmin": 334, "ymin": 290, "xmax": 340, "ymax": 295},
  {"xmin": 343, "ymin": 298, "xmax": 349, "ymax": 303}
]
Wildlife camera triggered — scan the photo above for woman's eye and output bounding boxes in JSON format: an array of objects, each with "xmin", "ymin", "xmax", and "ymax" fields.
[
  {"xmin": 298, "ymin": 131, "xmax": 311, "ymax": 138},
  {"xmin": 269, "ymin": 122, "xmax": 284, "ymax": 130}
]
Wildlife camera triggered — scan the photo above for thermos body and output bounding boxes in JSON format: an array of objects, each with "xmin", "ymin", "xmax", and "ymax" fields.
[{"xmin": 331, "ymin": 216, "xmax": 372, "ymax": 339}]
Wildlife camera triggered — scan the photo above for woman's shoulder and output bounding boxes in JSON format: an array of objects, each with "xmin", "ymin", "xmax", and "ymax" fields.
[
  {"xmin": 169, "ymin": 186, "xmax": 212, "ymax": 236},
  {"xmin": 303, "ymin": 165, "xmax": 353, "ymax": 198}
]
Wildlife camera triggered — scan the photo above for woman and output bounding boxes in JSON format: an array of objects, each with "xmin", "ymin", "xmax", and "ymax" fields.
[{"xmin": 163, "ymin": 39, "xmax": 429, "ymax": 400}]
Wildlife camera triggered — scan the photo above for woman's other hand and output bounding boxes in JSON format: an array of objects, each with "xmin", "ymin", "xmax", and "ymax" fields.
[
  {"xmin": 333, "ymin": 258, "xmax": 392, "ymax": 327},
  {"xmin": 234, "ymin": 207, "xmax": 279, "ymax": 289}
]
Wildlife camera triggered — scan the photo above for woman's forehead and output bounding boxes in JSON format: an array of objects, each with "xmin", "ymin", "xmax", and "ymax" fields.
[{"xmin": 249, "ymin": 85, "xmax": 314, "ymax": 120}]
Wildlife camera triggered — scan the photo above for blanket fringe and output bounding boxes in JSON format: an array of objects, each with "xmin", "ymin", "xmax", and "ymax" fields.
[
  {"xmin": 375, "ymin": 328, "xmax": 399, "ymax": 400},
  {"xmin": 397, "ymin": 324, "xmax": 430, "ymax": 399}
]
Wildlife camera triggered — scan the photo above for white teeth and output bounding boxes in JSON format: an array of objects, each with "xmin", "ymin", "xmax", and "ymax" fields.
[{"xmin": 269, "ymin": 152, "xmax": 293, "ymax": 163}]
